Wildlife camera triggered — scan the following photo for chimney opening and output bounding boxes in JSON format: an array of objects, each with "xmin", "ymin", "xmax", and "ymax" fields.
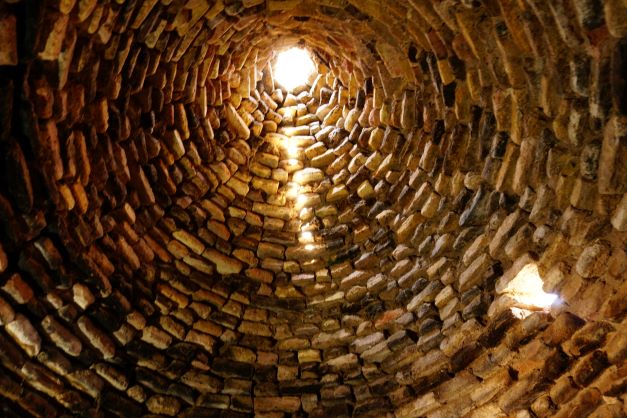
[{"xmin": 274, "ymin": 47, "xmax": 316, "ymax": 91}]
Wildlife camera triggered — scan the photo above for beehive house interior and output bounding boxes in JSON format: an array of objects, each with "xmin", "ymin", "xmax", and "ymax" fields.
[{"xmin": 0, "ymin": 0, "xmax": 625, "ymax": 417}]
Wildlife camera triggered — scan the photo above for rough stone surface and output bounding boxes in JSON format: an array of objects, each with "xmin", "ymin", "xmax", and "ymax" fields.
[{"xmin": 0, "ymin": 1, "xmax": 624, "ymax": 417}]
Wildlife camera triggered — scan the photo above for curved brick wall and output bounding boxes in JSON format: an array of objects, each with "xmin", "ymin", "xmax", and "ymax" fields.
[{"xmin": 0, "ymin": 1, "xmax": 625, "ymax": 417}]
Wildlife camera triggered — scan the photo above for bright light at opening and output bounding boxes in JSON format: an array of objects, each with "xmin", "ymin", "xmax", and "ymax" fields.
[
  {"xmin": 502, "ymin": 263, "xmax": 559, "ymax": 318},
  {"xmin": 274, "ymin": 48, "xmax": 315, "ymax": 91}
]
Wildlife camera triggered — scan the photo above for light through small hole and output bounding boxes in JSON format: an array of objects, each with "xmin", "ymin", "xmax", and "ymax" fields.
[
  {"xmin": 274, "ymin": 47, "xmax": 315, "ymax": 91},
  {"xmin": 501, "ymin": 263, "xmax": 559, "ymax": 318}
]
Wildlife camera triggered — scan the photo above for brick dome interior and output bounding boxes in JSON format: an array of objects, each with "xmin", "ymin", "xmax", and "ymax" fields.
[{"xmin": 0, "ymin": 0, "xmax": 625, "ymax": 417}]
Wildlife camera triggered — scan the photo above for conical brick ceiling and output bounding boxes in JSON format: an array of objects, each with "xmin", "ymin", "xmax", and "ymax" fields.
[{"xmin": 0, "ymin": 1, "xmax": 625, "ymax": 417}]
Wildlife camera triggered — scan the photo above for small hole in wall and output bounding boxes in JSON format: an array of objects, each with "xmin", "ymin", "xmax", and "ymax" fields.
[
  {"xmin": 274, "ymin": 47, "xmax": 315, "ymax": 91},
  {"xmin": 499, "ymin": 263, "xmax": 559, "ymax": 319}
]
